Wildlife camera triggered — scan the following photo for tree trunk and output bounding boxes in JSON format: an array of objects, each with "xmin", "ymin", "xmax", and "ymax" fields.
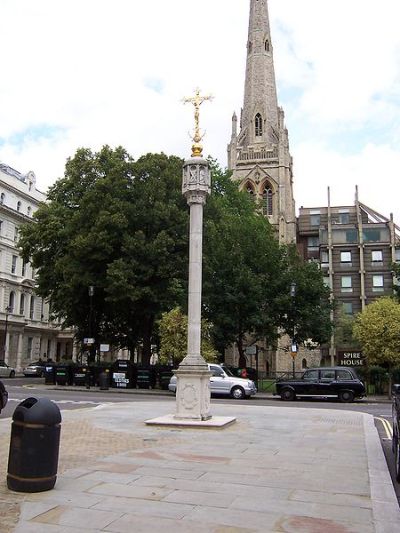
[{"xmin": 141, "ymin": 315, "xmax": 155, "ymax": 366}]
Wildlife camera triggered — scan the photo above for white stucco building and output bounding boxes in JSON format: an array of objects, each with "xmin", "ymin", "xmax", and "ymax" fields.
[{"xmin": 0, "ymin": 163, "xmax": 74, "ymax": 371}]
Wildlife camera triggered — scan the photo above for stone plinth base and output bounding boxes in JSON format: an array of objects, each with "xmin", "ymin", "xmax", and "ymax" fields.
[
  {"xmin": 145, "ymin": 414, "xmax": 236, "ymax": 429},
  {"xmin": 174, "ymin": 367, "xmax": 212, "ymax": 421}
]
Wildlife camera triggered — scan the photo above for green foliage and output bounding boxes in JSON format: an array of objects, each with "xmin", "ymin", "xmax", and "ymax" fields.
[
  {"xmin": 19, "ymin": 147, "xmax": 188, "ymax": 364},
  {"xmin": 392, "ymin": 263, "xmax": 400, "ymax": 301},
  {"xmin": 203, "ymin": 163, "xmax": 332, "ymax": 363},
  {"xmin": 353, "ymin": 297, "xmax": 400, "ymax": 367},
  {"xmin": 278, "ymin": 247, "xmax": 333, "ymax": 346},
  {"xmin": 19, "ymin": 150, "xmax": 332, "ymax": 367},
  {"xmin": 334, "ymin": 305, "xmax": 360, "ymax": 348},
  {"xmin": 158, "ymin": 307, "xmax": 217, "ymax": 366}
]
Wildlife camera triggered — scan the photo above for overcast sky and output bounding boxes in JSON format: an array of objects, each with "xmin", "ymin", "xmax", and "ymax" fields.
[{"xmin": 1, "ymin": 0, "xmax": 400, "ymax": 222}]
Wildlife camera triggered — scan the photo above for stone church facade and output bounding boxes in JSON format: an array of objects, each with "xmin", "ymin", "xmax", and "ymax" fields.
[
  {"xmin": 227, "ymin": 0, "xmax": 296, "ymax": 246},
  {"xmin": 225, "ymin": 0, "xmax": 319, "ymax": 374}
]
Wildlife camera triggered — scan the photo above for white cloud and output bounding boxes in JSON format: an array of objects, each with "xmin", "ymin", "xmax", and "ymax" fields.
[{"xmin": 1, "ymin": 0, "xmax": 400, "ymax": 224}]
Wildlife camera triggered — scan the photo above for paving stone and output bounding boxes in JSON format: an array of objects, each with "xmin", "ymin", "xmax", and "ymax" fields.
[
  {"xmin": 91, "ymin": 495, "xmax": 193, "ymax": 519},
  {"xmin": 30, "ymin": 505, "xmax": 123, "ymax": 530},
  {"xmin": 88, "ymin": 482, "xmax": 174, "ymax": 500}
]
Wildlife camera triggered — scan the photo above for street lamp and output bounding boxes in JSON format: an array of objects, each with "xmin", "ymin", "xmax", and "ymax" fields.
[
  {"xmin": 88, "ymin": 286, "xmax": 95, "ymax": 364},
  {"xmin": 290, "ymin": 282, "xmax": 297, "ymax": 377},
  {"xmin": 2, "ymin": 306, "xmax": 12, "ymax": 360}
]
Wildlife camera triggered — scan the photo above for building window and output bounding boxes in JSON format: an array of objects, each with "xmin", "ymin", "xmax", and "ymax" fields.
[
  {"xmin": 396, "ymin": 249, "xmax": 400, "ymax": 262},
  {"xmin": 14, "ymin": 226, "xmax": 19, "ymax": 243},
  {"xmin": 371, "ymin": 250, "xmax": 383, "ymax": 262},
  {"xmin": 342, "ymin": 302, "xmax": 353, "ymax": 315},
  {"xmin": 341, "ymin": 276, "xmax": 353, "ymax": 293},
  {"xmin": 363, "ymin": 229, "xmax": 381, "ymax": 242},
  {"xmin": 307, "ymin": 237, "xmax": 319, "ymax": 251},
  {"xmin": 323, "ymin": 276, "xmax": 331, "ymax": 288},
  {"xmin": 340, "ymin": 251, "xmax": 352, "ymax": 264},
  {"xmin": 11, "ymin": 255, "xmax": 17, "ymax": 274},
  {"xmin": 265, "ymin": 40, "xmax": 270, "ymax": 52},
  {"xmin": 338, "ymin": 211, "xmax": 349, "ymax": 224},
  {"xmin": 27, "ymin": 206, "xmax": 32, "ymax": 216},
  {"xmin": 346, "ymin": 230, "xmax": 358, "ymax": 243},
  {"xmin": 0, "ymin": 193, "xmax": 5, "ymax": 204},
  {"xmin": 19, "ymin": 294, "xmax": 25, "ymax": 315},
  {"xmin": 301, "ymin": 358, "xmax": 307, "ymax": 369},
  {"xmin": 30, "ymin": 296, "xmax": 35, "ymax": 319},
  {"xmin": 17, "ymin": 201, "xmax": 21, "ymax": 212},
  {"xmin": 8, "ymin": 291, "xmax": 15, "ymax": 312},
  {"xmin": 262, "ymin": 186, "xmax": 273, "ymax": 216},
  {"xmin": 246, "ymin": 184, "xmax": 255, "ymax": 203},
  {"xmin": 372, "ymin": 275, "xmax": 384, "ymax": 292},
  {"xmin": 310, "ymin": 213, "xmax": 320, "ymax": 226},
  {"xmin": 255, "ymin": 113, "xmax": 263, "ymax": 137},
  {"xmin": 321, "ymin": 250, "xmax": 329, "ymax": 265}
]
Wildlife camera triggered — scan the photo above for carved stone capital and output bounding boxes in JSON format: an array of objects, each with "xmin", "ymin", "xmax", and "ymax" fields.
[{"xmin": 182, "ymin": 157, "xmax": 211, "ymax": 202}]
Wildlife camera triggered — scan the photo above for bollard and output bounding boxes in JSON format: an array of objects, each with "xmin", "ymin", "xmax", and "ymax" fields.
[{"xmin": 7, "ymin": 397, "xmax": 62, "ymax": 492}]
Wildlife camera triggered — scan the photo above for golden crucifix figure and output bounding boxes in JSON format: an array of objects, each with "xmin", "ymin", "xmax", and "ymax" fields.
[{"xmin": 183, "ymin": 88, "xmax": 213, "ymax": 157}]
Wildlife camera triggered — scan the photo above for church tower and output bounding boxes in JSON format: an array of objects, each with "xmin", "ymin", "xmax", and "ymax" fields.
[{"xmin": 228, "ymin": 0, "xmax": 296, "ymax": 244}]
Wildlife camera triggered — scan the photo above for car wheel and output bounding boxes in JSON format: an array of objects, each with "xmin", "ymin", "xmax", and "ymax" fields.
[
  {"xmin": 231, "ymin": 386, "xmax": 245, "ymax": 400},
  {"xmin": 9, "ymin": 370, "xmax": 15, "ymax": 378},
  {"xmin": 339, "ymin": 390, "xmax": 354, "ymax": 403},
  {"xmin": 280, "ymin": 388, "xmax": 295, "ymax": 401}
]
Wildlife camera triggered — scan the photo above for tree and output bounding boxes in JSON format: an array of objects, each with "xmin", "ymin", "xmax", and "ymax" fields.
[
  {"xmin": 353, "ymin": 297, "xmax": 400, "ymax": 368},
  {"xmin": 334, "ymin": 305, "xmax": 359, "ymax": 349},
  {"xmin": 203, "ymin": 164, "xmax": 332, "ymax": 366},
  {"xmin": 158, "ymin": 307, "xmax": 217, "ymax": 366},
  {"xmin": 392, "ymin": 263, "xmax": 400, "ymax": 301},
  {"xmin": 278, "ymin": 247, "xmax": 333, "ymax": 348},
  {"xmin": 19, "ymin": 147, "xmax": 188, "ymax": 364}
]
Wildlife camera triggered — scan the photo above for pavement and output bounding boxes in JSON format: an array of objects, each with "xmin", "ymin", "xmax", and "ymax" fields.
[{"xmin": 0, "ymin": 395, "xmax": 400, "ymax": 533}]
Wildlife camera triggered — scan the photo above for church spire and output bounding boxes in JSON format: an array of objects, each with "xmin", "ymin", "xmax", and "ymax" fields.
[{"xmin": 241, "ymin": 0, "xmax": 279, "ymax": 147}]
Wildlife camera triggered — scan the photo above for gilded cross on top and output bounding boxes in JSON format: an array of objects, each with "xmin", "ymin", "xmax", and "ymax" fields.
[{"xmin": 183, "ymin": 88, "xmax": 213, "ymax": 157}]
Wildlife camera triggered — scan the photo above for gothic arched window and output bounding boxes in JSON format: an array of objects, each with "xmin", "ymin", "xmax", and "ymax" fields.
[
  {"xmin": 265, "ymin": 40, "xmax": 270, "ymax": 52},
  {"xmin": 262, "ymin": 185, "xmax": 273, "ymax": 216},
  {"xmin": 30, "ymin": 295, "xmax": 35, "ymax": 320},
  {"xmin": 255, "ymin": 113, "xmax": 263, "ymax": 137},
  {"xmin": 20, "ymin": 294, "xmax": 25, "ymax": 316},
  {"xmin": 9, "ymin": 291, "xmax": 15, "ymax": 313},
  {"xmin": 246, "ymin": 184, "xmax": 255, "ymax": 202}
]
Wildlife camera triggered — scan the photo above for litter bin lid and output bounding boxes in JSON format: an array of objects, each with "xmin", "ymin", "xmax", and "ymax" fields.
[{"xmin": 13, "ymin": 397, "xmax": 61, "ymax": 425}]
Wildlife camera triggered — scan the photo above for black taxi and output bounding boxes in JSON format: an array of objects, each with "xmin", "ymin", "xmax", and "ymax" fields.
[{"xmin": 275, "ymin": 367, "xmax": 366, "ymax": 403}]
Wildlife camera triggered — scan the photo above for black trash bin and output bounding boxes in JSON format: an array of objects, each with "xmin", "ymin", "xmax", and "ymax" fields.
[
  {"xmin": 72, "ymin": 366, "xmax": 89, "ymax": 386},
  {"xmin": 99, "ymin": 370, "xmax": 110, "ymax": 390},
  {"xmin": 111, "ymin": 360, "xmax": 134, "ymax": 389},
  {"xmin": 55, "ymin": 365, "xmax": 73, "ymax": 385},
  {"xmin": 44, "ymin": 364, "xmax": 56, "ymax": 385},
  {"xmin": 7, "ymin": 397, "xmax": 62, "ymax": 493}
]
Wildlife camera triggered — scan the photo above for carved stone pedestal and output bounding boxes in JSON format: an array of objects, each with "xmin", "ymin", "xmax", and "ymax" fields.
[{"xmin": 174, "ymin": 367, "xmax": 211, "ymax": 421}]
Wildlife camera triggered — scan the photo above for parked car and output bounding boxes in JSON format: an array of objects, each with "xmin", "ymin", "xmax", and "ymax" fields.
[
  {"xmin": 0, "ymin": 361, "xmax": 15, "ymax": 378},
  {"xmin": 23, "ymin": 360, "xmax": 47, "ymax": 377},
  {"xmin": 392, "ymin": 383, "xmax": 400, "ymax": 482},
  {"xmin": 0, "ymin": 379, "xmax": 8, "ymax": 412},
  {"xmin": 169, "ymin": 363, "xmax": 257, "ymax": 400},
  {"xmin": 274, "ymin": 367, "xmax": 366, "ymax": 403}
]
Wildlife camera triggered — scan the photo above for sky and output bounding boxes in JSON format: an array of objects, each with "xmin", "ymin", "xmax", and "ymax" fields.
[{"xmin": 1, "ymin": 0, "xmax": 400, "ymax": 223}]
